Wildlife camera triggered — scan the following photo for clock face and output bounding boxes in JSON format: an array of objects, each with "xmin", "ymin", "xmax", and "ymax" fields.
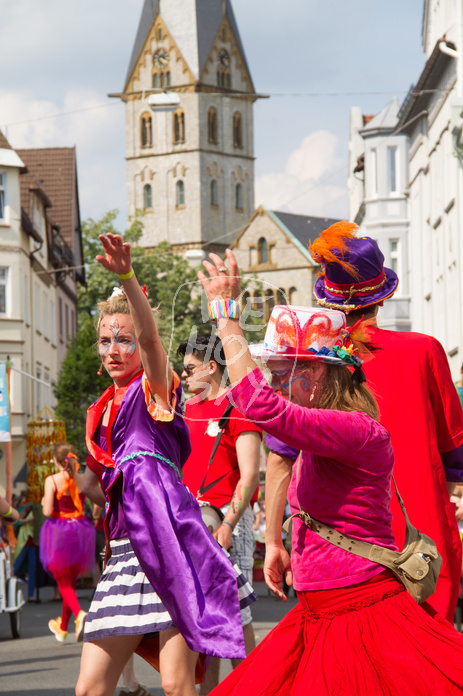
[
  {"xmin": 218, "ymin": 49, "xmax": 230, "ymax": 68},
  {"xmin": 153, "ymin": 48, "xmax": 169, "ymax": 69}
]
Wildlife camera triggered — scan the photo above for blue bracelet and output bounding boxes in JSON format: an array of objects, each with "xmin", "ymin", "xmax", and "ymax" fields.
[{"xmin": 222, "ymin": 520, "xmax": 235, "ymax": 531}]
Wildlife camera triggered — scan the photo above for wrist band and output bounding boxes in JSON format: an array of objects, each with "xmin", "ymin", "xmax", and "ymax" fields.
[
  {"xmin": 3, "ymin": 506, "xmax": 13, "ymax": 518},
  {"xmin": 207, "ymin": 299, "xmax": 240, "ymax": 321},
  {"xmin": 118, "ymin": 268, "xmax": 135, "ymax": 280},
  {"xmin": 222, "ymin": 520, "xmax": 235, "ymax": 531}
]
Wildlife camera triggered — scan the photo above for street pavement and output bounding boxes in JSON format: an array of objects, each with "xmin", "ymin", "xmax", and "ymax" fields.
[{"xmin": 0, "ymin": 582, "xmax": 298, "ymax": 696}]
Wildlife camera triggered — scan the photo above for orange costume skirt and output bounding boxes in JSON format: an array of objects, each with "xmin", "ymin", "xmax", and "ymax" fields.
[{"xmin": 210, "ymin": 571, "xmax": 463, "ymax": 696}]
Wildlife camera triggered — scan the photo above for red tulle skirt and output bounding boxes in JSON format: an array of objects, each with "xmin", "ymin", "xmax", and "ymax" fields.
[
  {"xmin": 39, "ymin": 516, "xmax": 96, "ymax": 577},
  {"xmin": 210, "ymin": 571, "xmax": 463, "ymax": 696}
]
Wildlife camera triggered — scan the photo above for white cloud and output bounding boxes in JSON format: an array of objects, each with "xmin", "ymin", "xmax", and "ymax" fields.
[
  {"xmin": 0, "ymin": 90, "xmax": 127, "ymax": 226},
  {"xmin": 255, "ymin": 130, "xmax": 348, "ymax": 219}
]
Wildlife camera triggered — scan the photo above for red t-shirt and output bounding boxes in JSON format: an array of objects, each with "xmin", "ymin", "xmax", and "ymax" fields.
[{"xmin": 182, "ymin": 394, "xmax": 262, "ymax": 508}]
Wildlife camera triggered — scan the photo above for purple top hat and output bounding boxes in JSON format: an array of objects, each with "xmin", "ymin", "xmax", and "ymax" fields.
[{"xmin": 312, "ymin": 232, "xmax": 398, "ymax": 312}]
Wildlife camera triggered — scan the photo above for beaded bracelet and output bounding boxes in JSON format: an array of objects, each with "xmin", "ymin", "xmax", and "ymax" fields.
[
  {"xmin": 207, "ymin": 299, "xmax": 240, "ymax": 321},
  {"xmin": 118, "ymin": 268, "xmax": 135, "ymax": 280}
]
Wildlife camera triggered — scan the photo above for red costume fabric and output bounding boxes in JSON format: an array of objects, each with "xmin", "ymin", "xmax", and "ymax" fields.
[
  {"xmin": 182, "ymin": 396, "xmax": 262, "ymax": 507},
  {"xmin": 365, "ymin": 326, "xmax": 463, "ymax": 622}
]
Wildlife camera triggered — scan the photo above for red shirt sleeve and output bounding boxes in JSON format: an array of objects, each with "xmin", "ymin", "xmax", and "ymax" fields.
[{"xmin": 427, "ymin": 337, "xmax": 463, "ymax": 454}]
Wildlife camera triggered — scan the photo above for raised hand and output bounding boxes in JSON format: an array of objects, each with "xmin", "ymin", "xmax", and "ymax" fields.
[
  {"xmin": 198, "ymin": 249, "xmax": 241, "ymax": 302},
  {"xmin": 96, "ymin": 233, "xmax": 132, "ymax": 277}
]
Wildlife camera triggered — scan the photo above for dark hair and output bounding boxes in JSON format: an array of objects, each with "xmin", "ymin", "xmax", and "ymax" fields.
[
  {"xmin": 177, "ymin": 333, "xmax": 226, "ymax": 374},
  {"xmin": 344, "ymin": 305, "xmax": 378, "ymax": 322}
]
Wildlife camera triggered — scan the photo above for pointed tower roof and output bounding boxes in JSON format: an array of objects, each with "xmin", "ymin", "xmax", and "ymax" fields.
[
  {"xmin": 359, "ymin": 98, "xmax": 401, "ymax": 137},
  {"xmin": 125, "ymin": 0, "xmax": 253, "ymax": 89}
]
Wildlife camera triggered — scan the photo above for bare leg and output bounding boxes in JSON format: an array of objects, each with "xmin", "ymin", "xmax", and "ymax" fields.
[
  {"xmin": 200, "ymin": 622, "xmax": 256, "ymax": 693},
  {"xmin": 231, "ymin": 622, "xmax": 255, "ymax": 669},
  {"xmin": 121, "ymin": 654, "xmax": 139, "ymax": 692},
  {"xmin": 199, "ymin": 657, "xmax": 220, "ymax": 695},
  {"xmin": 76, "ymin": 635, "xmax": 143, "ymax": 696},
  {"xmin": 159, "ymin": 628, "xmax": 198, "ymax": 696}
]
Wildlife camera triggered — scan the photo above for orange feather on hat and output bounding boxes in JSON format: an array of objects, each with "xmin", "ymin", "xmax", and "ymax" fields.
[{"xmin": 309, "ymin": 221, "xmax": 360, "ymax": 279}]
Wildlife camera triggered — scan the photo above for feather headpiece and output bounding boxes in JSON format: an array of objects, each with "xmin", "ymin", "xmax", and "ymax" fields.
[{"xmin": 309, "ymin": 221, "xmax": 360, "ymax": 279}]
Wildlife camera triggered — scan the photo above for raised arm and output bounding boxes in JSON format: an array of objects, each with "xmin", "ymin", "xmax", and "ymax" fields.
[{"xmin": 96, "ymin": 233, "xmax": 173, "ymax": 406}]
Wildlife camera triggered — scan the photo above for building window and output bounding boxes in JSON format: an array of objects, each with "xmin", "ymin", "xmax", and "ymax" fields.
[
  {"xmin": 35, "ymin": 284, "xmax": 41, "ymax": 332},
  {"xmin": 44, "ymin": 369, "xmax": 50, "ymax": 408},
  {"xmin": 235, "ymin": 183, "xmax": 243, "ymax": 210},
  {"xmin": 288, "ymin": 287, "xmax": 297, "ymax": 304},
  {"xmin": 141, "ymin": 113, "xmax": 152, "ymax": 147},
  {"xmin": 208, "ymin": 108, "xmax": 218, "ymax": 144},
  {"xmin": 36, "ymin": 364, "xmax": 42, "ymax": 414},
  {"xmin": 0, "ymin": 268, "xmax": 7, "ymax": 315},
  {"xmin": 276, "ymin": 288, "xmax": 287, "ymax": 305},
  {"xmin": 210, "ymin": 180, "xmax": 218, "ymax": 207},
  {"xmin": 153, "ymin": 73, "xmax": 159, "ymax": 88},
  {"xmin": 371, "ymin": 149, "xmax": 377, "ymax": 197},
  {"xmin": 158, "ymin": 28, "xmax": 162, "ymax": 41},
  {"xmin": 70, "ymin": 309, "xmax": 75, "ymax": 337},
  {"xmin": 264, "ymin": 289, "xmax": 275, "ymax": 321},
  {"xmin": 0, "ymin": 173, "xmax": 5, "ymax": 221},
  {"xmin": 58, "ymin": 297, "xmax": 63, "ymax": 342},
  {"xmin": 43, "ymin": 292, "xmax": 48, "ymax": 339},
  {"xmin": 388, "ymin": 146, "xmax": 398, "ymax": 193},
  {"xmin": 176, "ymin": 180, "xmax": 185, "ymax": 207},
  {"xmin": 173, "ymin": 110, "xmax": 185, "ymax": 143},
  {"xmin": 65, "ymin": 303, "xmax": 69, "ymax": 342},
  {"xmin": 390, "ymin": 239, "xmax": 400, "ymax": 275},
  {"xmin": 233, "ymin": 112, "xmax": 243, "ymax": 148},
  {"xmin": 257, "ymin": 237, "xmax": 268, "ymax": 264},
  {"xmin": 167, "ymin": 71, "xmax": 171, "ymax": 87},
  {"xmin": 24, "ymin": 273, "xmax": 30, "ymax": 324},
  {"xmin": 161, "ymin": 72, "xmax": 165, "ymax": 88},
  {"xmin": 50, "ymin": 300, "xmax": 55, "ymax": 344},
  {"xmin": 143, "ymin": 184, "xmax": 153, "ymax": 210}
]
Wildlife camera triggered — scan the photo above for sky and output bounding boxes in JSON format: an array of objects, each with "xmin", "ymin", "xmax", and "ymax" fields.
[{"xmin": 0, "ymin": 0, "xmax": 426, "ymax": 230}]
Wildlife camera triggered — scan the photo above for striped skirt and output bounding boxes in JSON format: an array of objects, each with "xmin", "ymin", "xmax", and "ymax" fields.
[{"xmin": 84, "ymin": 537, "xmax": 257, "ymax": 643}]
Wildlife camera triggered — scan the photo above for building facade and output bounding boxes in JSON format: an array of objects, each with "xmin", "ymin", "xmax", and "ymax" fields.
[
  {"xmin": 114, "ymin": 0, "xmax": 257, "ymax": 254},
  {"xmin": 231, "ymin": 206, "xmax": 339, "ymax": 322},
  {"xmin": 0, "ymin": 134, "xmax": 83, "ymax": 492},
  {"xmin": 348, "ymin": 99, "xmax": 411, "ymax": 331}
]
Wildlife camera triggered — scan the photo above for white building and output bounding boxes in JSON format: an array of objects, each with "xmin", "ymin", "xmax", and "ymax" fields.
[
  {"xmin": 395, "ymin": 0, "xmax": 463, "ymax": 376},
  {"xmin": 112, "ymin": 0, "xmax": 258, "ymax": 255},
  {"xmin": 0, "ymin": 133, "xmax": 83, "ymax": 491},
  {"xmin": 348, "ymin": 99, "xmax": 411, "ymax": 331}
]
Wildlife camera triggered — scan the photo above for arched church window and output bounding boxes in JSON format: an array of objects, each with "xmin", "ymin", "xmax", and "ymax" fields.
[
  {"xmin": 143, "ymin": 184, "xmax": 152, "ymax": 210},
  {"xmin": 173, "ymin": 110, "xmax": 185, "ymax": 144},
  {"xmin": 153, "ymin": 73, "xmax": 159, "ymax": 89},
  {"xmin": 264, "ymin": 289, "xmax": 275, "ymax": 321},
  {"xmin": 166, "ymin": 71, "xmax": 171, "ymax": 87},
  {"xmin": 161, "ymin": 72, "xmax": 165, "ymax": 88},
  {"xmin": 176, "ymin": 180, "xmax": 185, "ymax": 207},
  {"xmin": 288, "ymin": 287, "xmax": 297, "ymax": 304},
  {"xmin": 235, "ymin": 183, "xmax": 243, "ymax": 210},
  {"xmin": 210, "ymin": 180, "xmax": 219, "ymax": 207},
  {"xmin": 257, "ymin": 237, "xmax": 268, "ymax": 264},
  {"xmin": 276, "ymin": 288, "xmax": 287, "ymax": 305},
  {"xmin": 141, "ymin": 113, "xmax": 152, "ymax": 148},
  {"xmin": 233, "ymin": 112, "xmax": 243, "ymax": 148},
  {"xmin": 208, "ymin": 108, "xmax": 218, "ymax": 144}
]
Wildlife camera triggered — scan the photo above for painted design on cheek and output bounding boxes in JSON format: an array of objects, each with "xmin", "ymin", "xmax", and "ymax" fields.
[{"xmin": 98, "ymin": 327, "xmax": 137, "ymax": 357}]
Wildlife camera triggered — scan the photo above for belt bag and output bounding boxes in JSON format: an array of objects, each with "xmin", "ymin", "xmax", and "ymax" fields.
[{"xmin": 283, "ymin": 475, "xmax": 442, "ymax": 604}]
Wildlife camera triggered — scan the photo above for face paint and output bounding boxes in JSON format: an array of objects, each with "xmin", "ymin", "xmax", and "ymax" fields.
[{"xmin": 98, "ymin": 325, "xmax": 137, "ymax": 357}]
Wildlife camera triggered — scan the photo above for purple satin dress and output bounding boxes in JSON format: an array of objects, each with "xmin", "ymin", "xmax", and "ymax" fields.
[{"xmin": 87, "ymin": 373, "xmax": 245, "ymax": 659}]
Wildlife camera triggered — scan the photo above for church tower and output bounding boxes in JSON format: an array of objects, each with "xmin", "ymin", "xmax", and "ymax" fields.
[{"xmin": 116, "ymin": 0, "xmax": 257, "ymax": 254}]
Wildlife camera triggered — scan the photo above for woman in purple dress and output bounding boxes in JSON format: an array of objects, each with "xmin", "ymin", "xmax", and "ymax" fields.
[{"xmin": 76, "ymin": 234, "xmax": 252, "ymax": 696}]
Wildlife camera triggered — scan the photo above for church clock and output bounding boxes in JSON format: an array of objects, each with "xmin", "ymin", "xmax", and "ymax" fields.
[
  {"xmin": 153, "ymin": 48, "xmax": 169, "ymax": 69},
  {"xmin": 218, "ymin": 49, "xmax": 230, "ymax": 68}
]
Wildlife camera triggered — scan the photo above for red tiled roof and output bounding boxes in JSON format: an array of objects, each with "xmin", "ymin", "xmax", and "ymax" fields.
[
  {"xmin": 362, "ymin": 114, "xmax": 375, "ymax": 126},
  {"xmin": 0, "ymin": 130, "xmax": 13, "ymax": 149},
  {"xmin": 16, "ymin": 147, "xmax": 80, "ymax": 251}
]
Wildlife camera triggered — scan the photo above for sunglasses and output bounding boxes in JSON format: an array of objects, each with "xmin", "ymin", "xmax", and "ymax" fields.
[{"xmin": 182, "ymin": 363, "xmax": 205, "ymax": 376}]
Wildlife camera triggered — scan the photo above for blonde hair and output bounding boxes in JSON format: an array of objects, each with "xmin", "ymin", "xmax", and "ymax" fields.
[
  {"xmin": 297, "ymin": 362, "xmax": 379, "ymax": 421},
  {"xmin": 53, "ymin": 443, "xmax": 79, "ymax": 477},
  {"xmin": 96, "ymin": 289, "xmax": 131, "ymax": 334}
]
